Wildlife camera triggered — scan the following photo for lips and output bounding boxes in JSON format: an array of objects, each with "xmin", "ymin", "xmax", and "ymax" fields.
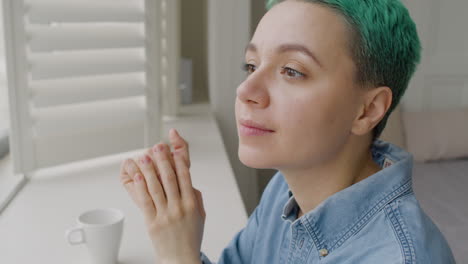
[{"xmin": 239, "ymin": 118, "xmax": 275, "ymax": 132}]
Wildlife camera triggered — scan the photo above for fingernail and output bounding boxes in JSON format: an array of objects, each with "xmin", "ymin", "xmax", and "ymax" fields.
[
  {"xmin": 140, "ymin": 155, "xmax": 150, "ymax": 164},
  {"xmin": 152, "ymin": 145, "xmax": 158, "ymax": 153}
]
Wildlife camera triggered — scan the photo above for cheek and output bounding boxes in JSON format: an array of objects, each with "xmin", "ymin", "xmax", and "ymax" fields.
[
  {"xmin": 281, "ymin": 95, "xmax": 338, "ymax": 138},
  {"xmin": 235, "ymin": 97, "xmax": 242, "ymax": 123},
  {"xmin": 276, "ymin": 91, "xmax": 356, "ymax": 164}
]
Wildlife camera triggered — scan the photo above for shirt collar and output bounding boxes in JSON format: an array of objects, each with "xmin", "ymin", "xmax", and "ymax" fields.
[{"xmin": 281, "ymin": 139, "xmax": 413, "ymax": 253}]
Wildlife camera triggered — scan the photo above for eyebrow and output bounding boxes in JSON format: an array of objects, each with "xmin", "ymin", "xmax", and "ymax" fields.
[{"xmin": 245, "ymin": 42, "xmax": 324, "ymax": 69}]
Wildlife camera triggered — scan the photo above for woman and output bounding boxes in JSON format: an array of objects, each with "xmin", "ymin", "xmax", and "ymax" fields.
[{"xmin": 120, "ymin": 0, "xmax": 456, "ymax": 263}]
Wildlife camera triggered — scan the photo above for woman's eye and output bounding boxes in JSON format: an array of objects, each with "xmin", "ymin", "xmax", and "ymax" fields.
[
  {"xmin": 242, "ymin": 63, "xmax": 256, "ymax": 75},
  {"xmin": 281, "ymin": 67, "xmax": 306, "ymax": 79}
]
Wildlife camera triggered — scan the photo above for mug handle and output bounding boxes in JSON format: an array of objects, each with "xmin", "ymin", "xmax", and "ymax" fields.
[{"xmin": 65, "ymin": 227, "xmax": 85, "ymax": 245}]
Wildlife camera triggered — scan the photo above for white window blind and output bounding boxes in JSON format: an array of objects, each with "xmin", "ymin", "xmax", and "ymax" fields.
[{"xmin": 2, "ymin": 0, "xmax": 180, "ymax": 180}]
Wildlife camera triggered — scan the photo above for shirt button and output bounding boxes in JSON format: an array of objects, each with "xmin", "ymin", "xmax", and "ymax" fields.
[
  {"xmin": 298, "ymin": 238, "xmax": 304, "ymax": 249},
  {"xmin": 319, "ymin": 248, "xmax": 328, "ymax": 257}
]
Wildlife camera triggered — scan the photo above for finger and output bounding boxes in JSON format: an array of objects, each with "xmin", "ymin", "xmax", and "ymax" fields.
[
  {"xmin": 173, "ymin": 150, "xmax": 195, "ymax": 201},
  {"xmin": 136, "ymin": 154, "xmax": 167, "ymax": 210},
  {"xmin": 120, "ymin": 159, "xmax": 134, "ymax": 186},
  {"xmin": 120, "ymin": 159, "xmax": 138, "ymax": 205},
  {"xmin": 149, "ymin": 145, "xmax": 176, "ymax": 175},
  {"xmin": 126, "ymin": 158, "xmax": 143, "ymax": 179},
  {"xmin": 133, "ymin": 172, "xmax": 157, "ymax": 223},
  {"xmin": 122, "ymin": 159, "xmax": 145, "ymax": 204},
  {"xmin": 169, "ymin": 152, "xmax": 176, "ymax": 170},
  {"xmin": 153, "ymin": 143, "xmax": 181, "ymax": 204},
  {"xmin": 120, "ymin": 159, "xmax": 140, "ymax": 193},
  {"xmin": 145, "ymin": 148, "xmax": 162, "ymax": 184},
  {"xmin": 193, "ymin": 188, "xmax": 206, "ymax": 219},
  {"xmin": 169, "ymin": 128, "xmax": 191, "ymax": 168}
]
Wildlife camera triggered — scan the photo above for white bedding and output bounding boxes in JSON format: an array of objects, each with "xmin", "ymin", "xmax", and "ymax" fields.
[{"xmin": 413, "ymin": 159, "xmax": 468, "ymax": 264}]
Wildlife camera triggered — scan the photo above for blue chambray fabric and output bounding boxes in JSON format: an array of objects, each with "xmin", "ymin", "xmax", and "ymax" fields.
[{"xmin": 200, "ymin": 140, "xmax": 456, "ymax": 264}]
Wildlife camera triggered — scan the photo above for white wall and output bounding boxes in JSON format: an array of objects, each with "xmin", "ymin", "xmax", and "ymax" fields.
[
  {"xmin": 181, "ymin": 0, "xmax": 209, "ymax": 103},
  {"xmin": 401, "ymin": 0, "xmax": 468, "ymax": 111},
  {"xmin": 0, "ymin": 0, "xmax": 9, "ymax": 128},
  {"xmin": 207, "ymin": 0, "xmax": 259, "ymax": 215}
]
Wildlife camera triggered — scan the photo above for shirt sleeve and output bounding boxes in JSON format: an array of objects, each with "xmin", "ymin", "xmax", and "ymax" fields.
[{"xmin": 199, "ymin": 171, "xmax": 282, "ymax": 264}]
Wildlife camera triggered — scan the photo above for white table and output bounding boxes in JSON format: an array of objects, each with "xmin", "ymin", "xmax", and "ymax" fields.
[{"xmin": 0, "ymin": 103, "xmax": 248, "ymax": 264}]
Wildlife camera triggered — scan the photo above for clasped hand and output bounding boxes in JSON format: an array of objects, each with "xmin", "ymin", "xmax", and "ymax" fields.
[{"xmin": 120, "ymin": 128, "xmax": 205, "ymax": 264}]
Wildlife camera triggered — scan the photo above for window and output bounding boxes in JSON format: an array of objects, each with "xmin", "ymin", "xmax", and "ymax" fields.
[{"xmin": 0, "ymin": 0, "xmax": 181, "ymax": 213}]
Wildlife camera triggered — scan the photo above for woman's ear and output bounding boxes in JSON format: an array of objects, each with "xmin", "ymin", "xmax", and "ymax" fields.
[{"xmin": 351, "ymin": 86, "xmax": 392, "ymax": 136}]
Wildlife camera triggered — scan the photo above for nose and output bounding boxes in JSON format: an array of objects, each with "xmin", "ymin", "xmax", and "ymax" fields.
[{"xmin": 236, "ymin": 70, "xmax": 270, "ymax": 109}]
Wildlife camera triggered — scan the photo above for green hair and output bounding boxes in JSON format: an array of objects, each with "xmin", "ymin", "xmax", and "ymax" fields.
[{"xmin": 266, "ymin": 0, "xmax": 421, "ymax": 140}]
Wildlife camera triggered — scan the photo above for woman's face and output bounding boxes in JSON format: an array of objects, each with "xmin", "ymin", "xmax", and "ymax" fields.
[{"xmin": 235, "ymin": 1, "xmax": 364, "ymax": 170}]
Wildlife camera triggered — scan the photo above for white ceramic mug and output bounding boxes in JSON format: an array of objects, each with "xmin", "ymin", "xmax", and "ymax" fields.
[{"xmin": 65, "ymin": 208, "xmax": 125, "ymax": 264}]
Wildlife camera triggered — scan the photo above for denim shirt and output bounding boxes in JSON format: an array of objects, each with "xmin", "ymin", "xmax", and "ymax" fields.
[{"xmin": 200, "ymin": 140, "xmax": 456, "ymax": 264}]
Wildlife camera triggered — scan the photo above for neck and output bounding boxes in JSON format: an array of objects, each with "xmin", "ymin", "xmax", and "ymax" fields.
[{"xmin": 282, "ymin": 135, "xmax": 382, "ymax": 219}]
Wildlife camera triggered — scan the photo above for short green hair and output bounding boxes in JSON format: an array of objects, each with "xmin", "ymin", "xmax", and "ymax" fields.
[{"xmin": 266, "ymin": 0, "xmax": 421, "ymax": 140}]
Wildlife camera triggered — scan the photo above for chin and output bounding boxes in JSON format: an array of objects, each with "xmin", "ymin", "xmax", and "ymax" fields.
[{"xmin": 238, "ymin": 144, "xmax": 276, "ymax": 169}]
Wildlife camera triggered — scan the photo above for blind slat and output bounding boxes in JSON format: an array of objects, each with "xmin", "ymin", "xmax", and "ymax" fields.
[
  {"xmin": 34, "ymin": 123, "xmax": 145, "ymax": 169},
  {"xmin": 32, "ymin": 96, "xmax": 146, "ymax": 138},
  {"xmin": 30, "ymin": 49, "xmax": 145, "ymax": 80},
  {"xmin": 31, "ymin": 73, "xmax": 146, "ymax": 107},
  {"xmin": 26, "ymin": 0, "xmax": 144, "ymax": 23},
  {"xmin": 28, "ymin": 24, "xmax": 145, "ymax": 52}
]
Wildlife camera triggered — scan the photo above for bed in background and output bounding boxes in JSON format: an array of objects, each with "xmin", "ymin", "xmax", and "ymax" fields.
[
  {"xmin": 380, "ymin": 106, "xmax": 468, "ymax": 264},
  {"xmin": 413, "ymin": 159, "xmax": 468, "ymax": 263}
]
